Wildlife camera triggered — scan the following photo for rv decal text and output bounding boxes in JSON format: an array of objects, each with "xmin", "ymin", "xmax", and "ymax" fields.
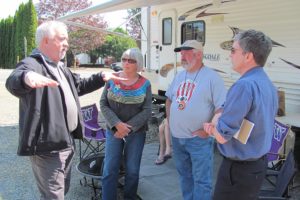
[{"xmin": 204, "ymin": 54, "xmax": 220, "ymax": 61}]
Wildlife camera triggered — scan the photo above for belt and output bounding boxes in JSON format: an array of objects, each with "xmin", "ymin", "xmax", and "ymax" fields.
[{"xmin": 223, "ymin": 155, "xmax": 266, "ymax": 164}]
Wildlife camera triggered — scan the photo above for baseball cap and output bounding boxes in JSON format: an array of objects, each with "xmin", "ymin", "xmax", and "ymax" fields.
[{"xmin": 174, "ymin": 40, "xmax": 203, "ymax": 52}]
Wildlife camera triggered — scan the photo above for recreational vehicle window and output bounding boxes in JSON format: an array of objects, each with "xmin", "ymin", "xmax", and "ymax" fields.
[
  {"xmin": 162, "ymin": 18, "xmax": 172, "ymax": 45},
  {"xmin": 181, "ymin": 20, "xmax": 205, "ymax": 44}
]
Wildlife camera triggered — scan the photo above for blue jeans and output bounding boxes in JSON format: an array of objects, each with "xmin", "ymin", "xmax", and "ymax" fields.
[
  {"xmin": 172, "ymin": 136, "xmax": 214, "ymax": 200},
  {"xmin": 102, "ymin": 130, "xmax": 146, "ymax": 200}
]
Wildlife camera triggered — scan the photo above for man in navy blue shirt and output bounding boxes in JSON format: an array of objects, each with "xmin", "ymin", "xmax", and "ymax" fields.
[{"xmin": 204, "ymin": 30, "xmax": 278, "ymax": 200}]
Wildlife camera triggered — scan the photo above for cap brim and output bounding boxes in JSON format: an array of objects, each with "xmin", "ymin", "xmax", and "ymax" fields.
[{"xmin": 174, "ymin": 47, "xmax": 194, "ymax": 52}]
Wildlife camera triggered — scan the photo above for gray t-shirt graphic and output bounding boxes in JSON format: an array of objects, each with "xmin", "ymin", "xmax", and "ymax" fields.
[{"xmin": 166, "ymin": 66, "xmax": 226, "ymax": 138}]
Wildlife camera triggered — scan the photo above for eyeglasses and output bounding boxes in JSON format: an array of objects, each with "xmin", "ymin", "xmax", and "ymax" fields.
[
  {"xmin": 121, "ymin": 58, "xmax": 137, "ymax": 64},
  {"xmin": 231, "ymin": 47, "xmax": 246, "ymax": 55}
]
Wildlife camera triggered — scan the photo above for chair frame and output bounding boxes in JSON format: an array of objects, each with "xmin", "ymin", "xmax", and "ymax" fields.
[
  {"xmin": 259, "ymin": 150, "xmax": 297, "ymax": 200},
  {"xmin": 77, "ymin": 104, "xmax": 106, "ymax": 198},
  {"xmin": 267, "ymin": 120, "xmax": 291, "ymax": 162},
  {"xmin": 79, "ymin": 104, "xmax": 106, "ymax": 159},
  {"xmin": 267, "ymin": 120, "xmax": 291, "ymax": 171}
]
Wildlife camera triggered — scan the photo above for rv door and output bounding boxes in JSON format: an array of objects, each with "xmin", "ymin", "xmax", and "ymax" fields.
[{"xmin": 158, "ymin": 9, "xmax": 177, "ymax": 92}]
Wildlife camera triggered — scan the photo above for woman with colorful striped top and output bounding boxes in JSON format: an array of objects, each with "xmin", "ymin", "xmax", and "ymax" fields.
[{"xmin": 100, "ymin": 48, "xmax": 152, "ymax": 200}]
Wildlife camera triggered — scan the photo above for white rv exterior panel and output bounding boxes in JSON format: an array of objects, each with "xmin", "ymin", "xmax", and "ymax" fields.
[{"xmin": 142, "ymin": 0, "xmax": 300, "ymax": 114}]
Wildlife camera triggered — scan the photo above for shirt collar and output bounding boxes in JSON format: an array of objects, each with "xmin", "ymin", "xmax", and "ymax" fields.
[
  {"xmin": 240, "ymin": 66, "xmax": 262, "ymax": 79},
  {"xmin": 31, "ymin": 48, "xmax": 62, "ymax": 67}
]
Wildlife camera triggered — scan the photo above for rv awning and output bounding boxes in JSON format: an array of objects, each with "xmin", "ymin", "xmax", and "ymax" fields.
[{"xmin": 58, "ymin": 0, "xmax": 185, "ymax": 21}]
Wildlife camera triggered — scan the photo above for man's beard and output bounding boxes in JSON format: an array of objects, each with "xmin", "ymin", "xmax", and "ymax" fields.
[{"xmin": 182, "ymin": 60, "xmax": 193, "ymax": 71}]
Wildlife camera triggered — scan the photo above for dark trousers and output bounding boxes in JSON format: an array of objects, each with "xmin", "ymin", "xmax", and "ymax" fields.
[{"xmin": 213, "ymin": 156, "xmax": 267, "ymax": 200}]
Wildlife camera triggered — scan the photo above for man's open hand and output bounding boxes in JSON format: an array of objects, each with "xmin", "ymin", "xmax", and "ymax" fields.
[{"xmin": 24, "ymin": 71, "xmax": 59, "ymax": 88}]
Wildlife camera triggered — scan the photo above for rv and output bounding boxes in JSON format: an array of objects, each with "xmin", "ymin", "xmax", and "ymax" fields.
[
  {"xmin": 59, "ymin": 0, "xmax": 300, "ymax": 115},
  {"xmin": 140, "ymin": 0, "xmax": 300, "ymax": 115}
]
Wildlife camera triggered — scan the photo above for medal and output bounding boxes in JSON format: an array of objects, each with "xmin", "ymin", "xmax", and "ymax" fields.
[
  {"xmin": 178, "ymin": 101, "xmax": 186, "ymax": 110},
  {"xmin": 176, "ymin": 69, "xmax": 201, "ymax": 111}
]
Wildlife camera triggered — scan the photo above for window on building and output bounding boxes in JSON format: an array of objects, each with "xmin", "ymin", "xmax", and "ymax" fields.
[
  {"xmin": 162, "ymin": 18, "xmax": 172, "ymax": 45},
  {"xmin": 181, "ymin": 20, "xmax": 205, "ymax": 45}
]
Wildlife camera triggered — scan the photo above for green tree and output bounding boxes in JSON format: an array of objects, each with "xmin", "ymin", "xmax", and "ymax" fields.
[
  {"xmin": 0, "ymin": 19, "xmax": 5, "ymax": 68},
  {"xmin": 15, "ymin": 3, "xmax": 25, "ymax": 61},
  {"xmin": 92, "ymin": 27, "xmax": 137, "ymax": 62},
  {"xmin": 126, "ymin": 8, "xmax": 141, "ymax": 48},
  {"xmin": 0, "ymin": 17, "xmax": 15, "ymax": 68},
  {"xmin": 37, "ymin": 0, "xmax": 107, "ymax": 62},
  {"xmin": 0, "ymin": 1, "xmax": 37, "ymax": 68},
  {"xmin": 88, "ymin": 28, "xmax": 137, "ymax": 64},
  {"xmin": 0, "ymin": 20, "xmax": 3, "ymax": 67},
  {"xmin": 24, "ymin": 0, "xmax": 38, "ymax": 56},
  {"xmin": 4, "ymin": 18, "xmax": 14, "ymax": 68},
  {"xmin": 89, "ymin": 42, "xmax": 110, "ymax": 64},
  {"xmin": 15, "ymin": 1, "xmax": 37, "ymax": 62},
  {"xmin": 9, "ymin": 17, "xmax": 17, "ymax": 67}
]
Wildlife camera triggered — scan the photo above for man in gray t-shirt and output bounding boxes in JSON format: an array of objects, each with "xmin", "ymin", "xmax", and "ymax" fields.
[{"xmin": 166, "ymin": 40, "xmax": 226, "ymax": 200}]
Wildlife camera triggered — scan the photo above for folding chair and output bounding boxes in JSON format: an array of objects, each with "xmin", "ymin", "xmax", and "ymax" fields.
[
  {"xmin": 76, "ymin": 104, "xmax": 106, "ymax": 198},
  {"xmin": 259, "ymin": 150, "xmax": 297, "ymax": 199},
  {"xmin": 267, "ymin": 120, "xmax": 290, "ymax": 170},
  {"xmin": 79, "ymin": 104, "xmax": 106, "ymax": 159}
]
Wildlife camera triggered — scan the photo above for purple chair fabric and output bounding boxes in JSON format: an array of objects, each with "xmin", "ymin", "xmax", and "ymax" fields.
[
  {"xmin": 267, "ymin": 120, "xmax": 290, "ymax": 162},
  {"xmin": 81, "ymin": 104, "xmax": 106, "ymax": 141}
]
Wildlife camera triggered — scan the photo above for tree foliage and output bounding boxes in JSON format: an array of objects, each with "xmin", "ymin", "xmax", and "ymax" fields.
[
  {"xmin": 9, "ymin": 17, "xmax": 17, "ymax": 67},
  {"xmin": 0, "ymin": 0, "xmax": 139, "ymax": 68},
  {"xmin": 0, "ymin": 0, "xmax": 37, "ymax": 68},
  {"xmin": 24, "ymin": 0, "xmax": 38, "ymax": 56},
  {"xmin": 15, "ymin": 0, "xmax": 38, "ymax": 61},
  {"xmin": 37, "ymin": 0, "xmax": 90, "ymax": 20},
  {"xmin": 15, "ymin": 4, "xmax": 25, "ymax": 61},
  {"xmin": 126, "ymin": 8, "xmax": 142, "ymax": 47},
  {"xmin": 0, "ymin": 18, "xmax": 14, "ymax": 68},
  {"xmin": 89, "ymin": 27, "xmax": 137, "ymax": 64},
  {"xmin": 37, "ymin": 0, "xmax": 107, "ymax": 54}
]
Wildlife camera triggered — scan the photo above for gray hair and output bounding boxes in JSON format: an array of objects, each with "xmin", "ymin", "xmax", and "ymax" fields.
[
  {"xmin": 121, "ymin": 48, "xmax": 144, "ymax": 71},
  {"xmin": 234, "ymin": 29, "xmax": 272, "ymax": 66},
  {"xmin": 35, "ymin": 21, "xmax": 68, "ymax": 47}
]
